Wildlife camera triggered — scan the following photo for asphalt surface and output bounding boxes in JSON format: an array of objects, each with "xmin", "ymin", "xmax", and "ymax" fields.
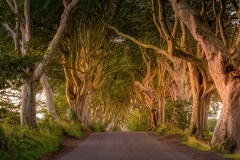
[{"xmin": 59, "ymin": 132, "xmax": 192, "ymax": 160}]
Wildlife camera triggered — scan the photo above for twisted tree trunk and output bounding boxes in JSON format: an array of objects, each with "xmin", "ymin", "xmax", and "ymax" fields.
[
  {"xmin": 134, "ymin": 81, "xmax": 159, "ymax": 129},
  {"xmin": 188, "ymin": 63, "xmax": 214, "ymax": 138},
  {"xmin": 171, "ymin": 0, "xmax": 240, "ymax": 153}
]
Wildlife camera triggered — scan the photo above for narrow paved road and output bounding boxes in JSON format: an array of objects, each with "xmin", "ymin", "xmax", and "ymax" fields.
[{"xmin": 59, "ymin": 132, "xmax": 192, "ymax": 160}]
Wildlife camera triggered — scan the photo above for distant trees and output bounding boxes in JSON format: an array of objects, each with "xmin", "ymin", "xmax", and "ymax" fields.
[
  {"xmin": 60, "ymin": 7, "xmax": 112, "ymax": 126},
  {"xmin": 105, "ymin": 0, "xmax": 240, "ymax": 153}
]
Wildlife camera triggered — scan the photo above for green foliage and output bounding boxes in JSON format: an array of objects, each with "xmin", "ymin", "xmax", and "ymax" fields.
[
  {"xmin": 0, "ymin": 54, "xmax": 42, "ymax": 89},
  {"xmin": 165, "ymin": 100, "xmax": 191, "ymax": 130},
  {"xmin": 209, "ymin": 92, "xmax": 221, "ymax": 120},
  {"xmin": 0, "ymin": 121, "xmax": 62, "ymax": 160},
  {"xmin": 155, "ymin": 125, "xmax": 186, "ymax": 136},
  {"xmin": 0, "ymin": 125, "xmax": 5, "ymax": 149},
  {"xmin": 58, "ymin": 120, "xmax": 83, "ymax": 139},
  {"xmin": 89, "ymin": 122, "xmax": 106, "ymax": 132},
  {"xmin": 0, "ymin": 107, "xmax": 20, "ymax": 124},
  {"xmin": 112, "ymin": 124, "xmax": 121, "ymax": 131},
  {"xmin": 208, "ymin": 119, "xmax": 218, "ymax": 132},
  {"xmin": 65, "ymin": 108, "xmax": 77, "ymax": 121},
  {"xmin": 127, "ymin": 108, "xmax": 149, "ymax": 131}
]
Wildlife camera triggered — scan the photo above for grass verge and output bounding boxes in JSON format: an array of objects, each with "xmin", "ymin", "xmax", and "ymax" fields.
[
  {"xmin": 0, "ymin": 120, "xmax": 83, "ymax": 160},
  {"xmin": 155, "ymin": 126, "xmax": 210, "ymax": 152},
  {"xmin": 155, "ymin": 125, "xmax": 187, "ymax": 136},
  {"xmin": 182, "ymin": 136, "xmax": 211, "ymax": 151},
  {"xmin": 224, "ymin": 154, "xmax": 240, "ymax": 159}
]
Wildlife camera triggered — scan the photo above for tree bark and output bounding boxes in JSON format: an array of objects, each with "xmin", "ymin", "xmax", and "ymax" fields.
[
  {"xmin": 157, "ymin": 62, "xmax": 166, "ymax": 125},
  {"xmin": 188, "ymin": 63, "xmax": 214, "ymax": 139},
  {"xmin": 64, "ymin": 61, "xmax": 91, "ymax": 126},
  {"xmin": 20, "ymin": 79, "xmax": 38, "ymax": 127},
  {"xmin": 40, "ymin": 74, "xmax": 58, "ymax": 121},
  {"xmin": 171, "ymin": 0, "xmax": 240, "ymax": 153},
  {"xmin": 134, "ymin": 81, "xmax": 159, "ymax": 129}
]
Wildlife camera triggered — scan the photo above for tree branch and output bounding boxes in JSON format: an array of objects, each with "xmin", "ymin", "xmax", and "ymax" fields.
[
  {"xmin": 2, "ymin": 22, "xmax": 15, "ymax": 39},
  {"xmin": 173, "ymin": 48, "xmax": 207, "ymax": 72},
  {"xmin": 34, "ymin": 0, "xmax": 79, "ymax": 79},
  {"xmin": 104, "ymin": 23, "xmax": 175, "ymax": 62},
  {"xmin": 205, "ymin": 83, "xmax": 216, "ymax": 96},
  {"xmin": 6, "ymin": 0, "xmax": 15, "ymax": 11},
  {"xmin": 158, "ymin": 58, "xmax": 179, "ymax": 80}
]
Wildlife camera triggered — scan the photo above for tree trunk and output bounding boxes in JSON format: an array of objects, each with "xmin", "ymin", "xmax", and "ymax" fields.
[
  {"xmin": 188, "ymin": 63, "xmax": 212, "ymax": 139},
  {"xmin": 190, "ymin": 89, "xmax": 211, "ymax": 139},
  {"xmin": 67, "ymin": 92, "xmax": 90, "ymax": 126},
  {"xmin": 81, "ymin": 92, "xmax": 92, "ymax": 126},
  {"xmin": 20, "ymin": 79, "xmax": 38, "ymax": 127},
  {"xmin": 212, "ymin": 86, "xmax": 240, "ymax": 153},
  {"xmin": 157, "ymin": 62, "xmax": 166, "ymax": 125},
  {"xmin": 4, "ymin": 0, "xmax": 78, "ymax": 127},
  {"xmin": 171, "ymin": 0, "xmax": 240, "ymax": 153},
  {"xmin": 158, "ymin": 94, "xmax": 165, "ymax": 125},
  {"xmin": 134, "ymin": 81, "xmax": 159, "ymax": 129},
  {"xmin": 40, "ymin": 74, "xmax": 58, "ymax": 121},
  {"xmin": 64, "ymin": 66, "xmax": 91, "ymax": 126}
]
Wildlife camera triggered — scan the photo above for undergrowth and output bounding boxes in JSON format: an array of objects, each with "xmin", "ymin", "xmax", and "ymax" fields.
[
  {"xmin": 58, "ymin": 120, "xmax": 83, "ymax": 139},
  {"xmin": 89, "ymin": 122, "xmax": 106, "ymax": 132},
  {"xmin": 155, "ymin": 125, "xmax": 187, "ymax": 136},
  {"xmin": 0, "ymin": 120, "xmax": 83, "ymax": 160}
]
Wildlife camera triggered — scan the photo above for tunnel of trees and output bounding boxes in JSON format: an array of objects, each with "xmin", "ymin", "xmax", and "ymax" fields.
[{"xmin": 1, "ymin": 0, "xmax": 240, "ymax": 158}]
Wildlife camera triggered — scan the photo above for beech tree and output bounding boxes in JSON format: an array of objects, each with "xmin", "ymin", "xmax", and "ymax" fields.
[
  {"xmin": 60, "ymin": 1, "xmax": 114, "ymax": 125},
  {"xmin": 1, "ymin": 0, "xmax": 79, "ymax": 127},
  {"xmin": 105, "ymin": 0, "xmax": 234, "ymax": 141},
  {"xmin": 170, "ymin": 0, "xmax": 240, "ymax": 153},
  {"xmin": 133, "ymin": 47, "xmax": 167, "ymax": 129}
]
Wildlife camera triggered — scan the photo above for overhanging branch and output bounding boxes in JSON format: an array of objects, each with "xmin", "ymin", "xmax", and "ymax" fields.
[{"xmin": 104, "ymin": 23, "xmax": 175, "ymax": 62}]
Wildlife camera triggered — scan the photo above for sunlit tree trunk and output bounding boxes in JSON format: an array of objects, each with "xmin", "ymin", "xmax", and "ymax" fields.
[
  {"xmin": 40, "ymin": 74, "xmax": 58, "ymax": 120},
  {"xmin": 64, "ymin": 62, "xmax": 90, "ymax": 126},
  {"xmin": 81, "ymin": 91, "xmax": 92, "ymax": 126},
  {"xmin": 157, "ymin": 62, "xmax": 166, "ymax": 125},
  {"xmin": 188, "ymin": 63, "xmax": 215, "ymax": 138},
  {"xmin": 135, "ymin": 81, "xmax": 159, "ymax": 128},
  {"xmin": 20, "ymin": 80, "xmax": 38, "ymax": 127},
  {"xmin": 180, "ymin": 20, "xmax": 215, "ymax": 138},
  {"xmin": 171, "ymin": 0, "xmax": 240, "ymax": 152}
]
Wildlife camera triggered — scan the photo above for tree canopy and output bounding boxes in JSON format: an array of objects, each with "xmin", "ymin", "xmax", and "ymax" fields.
[{"xmin": 1, "ymin": 0, "xmax": 240, "ymax": 156}]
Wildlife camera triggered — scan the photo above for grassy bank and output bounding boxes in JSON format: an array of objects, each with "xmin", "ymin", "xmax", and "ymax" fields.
[
  {"xmin": 155, "ymin": 126, "xmax": 210, "ymax": 152},
  {"xmin": 0, "ymin": 120, "xmax": 83, "ymax": 160}
]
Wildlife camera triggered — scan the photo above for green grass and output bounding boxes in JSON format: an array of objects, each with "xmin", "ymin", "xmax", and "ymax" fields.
[
  {"xmin": 58, "ymin": 120, "xmax": 83, "ymax": 139},
  {"xmin": 155, "ymin": 125, "xmax": 187, "ymax": 136},
  {"xmin": 0, "ymin": 120, "xmax": 84, "ymax": 160},
  {"xmin": 155, "ymin": 126, "xmax": 211, "ymax": 152},
  {"xmin": 0, "ymin": 121, "xmax": 62, "ymax": 160},
  {"xmin": 224, "ymin": 154, "xmax": 240, "ymax": 159},
  {"xmin": 182, "ymin": 136, "xmax": 211, "ymax": 151}
]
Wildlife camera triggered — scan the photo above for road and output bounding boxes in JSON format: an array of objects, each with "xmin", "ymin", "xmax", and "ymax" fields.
[{"xmin": 59, "ymin": 132, "xmax": 192, "ymax": 160}]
